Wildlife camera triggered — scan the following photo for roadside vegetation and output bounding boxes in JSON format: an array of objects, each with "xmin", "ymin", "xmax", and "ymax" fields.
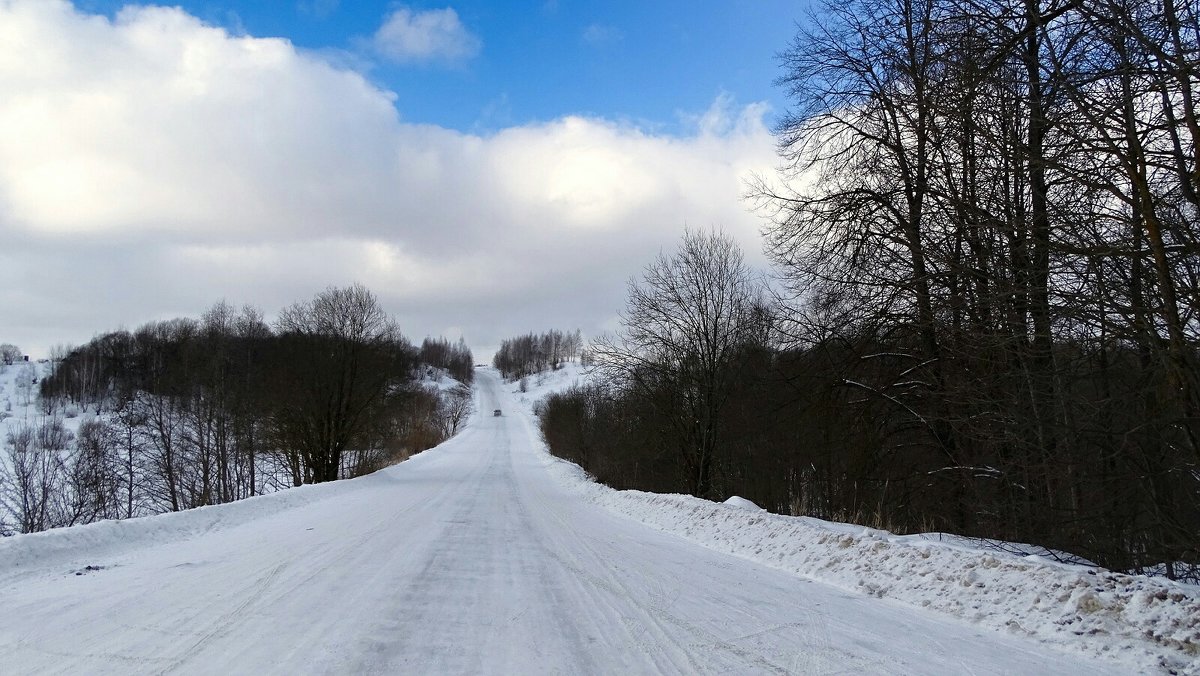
[
  {"xmin": 538, "ymin": 0, "xmax": 1200, "ymax": 582},
  {"xmin": 0, "ymin": 284, "xmax": 472, "ymax": 535}
]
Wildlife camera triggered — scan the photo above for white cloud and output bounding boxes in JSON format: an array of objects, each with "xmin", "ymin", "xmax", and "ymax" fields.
[
  {"xmin": 0, "ymin": 0, "xmax": 776, "ymax": 358},
  {"xmin": 297, "ymin": 0, "xmax": 339, "ymax": 19},
  {"xmin": 680, "ymin": 92, "xmax": 775, "ymax": 139},
  {"xmin": 371, "ymin": 7, "xmax": 480, "ymax": 64},
  {"xmin": 581, "ymin": 23, "xmax": 622, "ymax": 46}
]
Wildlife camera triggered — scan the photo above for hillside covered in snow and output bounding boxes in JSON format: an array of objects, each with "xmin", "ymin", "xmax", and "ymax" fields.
[{"xmin": 0, "ymin": 290, "xmax": 475, "ymax": 538}]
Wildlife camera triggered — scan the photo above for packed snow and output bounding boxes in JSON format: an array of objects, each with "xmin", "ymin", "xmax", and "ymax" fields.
[
  {"xmin": 0, "ymin": 366, "xmax": 1192, "ymax": 673},
  {"xmin": 723, "ymin": 495, "xmax": 766, "ymax": 511}
]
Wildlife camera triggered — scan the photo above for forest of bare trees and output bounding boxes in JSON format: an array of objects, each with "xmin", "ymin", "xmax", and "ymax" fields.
[
  {"xmin": 540, "ymin": 0, "xmax": 1200, "ymax": 580},
  {"xmin": 492, "ymin": 329, "xmax": 584, "ymax": 380},
  {"xmin": 419, "ymin": 337, "xmax": 475, "ymax": 384},
  {"xmin": 0, "ymin": 285, "xmax": 473, "ymax": 536}
]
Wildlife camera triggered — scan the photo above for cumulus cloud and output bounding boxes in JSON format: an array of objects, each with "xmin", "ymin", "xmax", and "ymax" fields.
[
  {"xmin": 371, "ymin": 7, "xmax": 481, "ymax": 64},
  {"xmin": 0, "ymin": 0, "xmax": 776, "ymax": 358}
]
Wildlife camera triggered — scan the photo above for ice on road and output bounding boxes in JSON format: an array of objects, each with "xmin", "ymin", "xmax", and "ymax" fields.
[{"xmin": 0, "ymin": 370, "xmax": 1121, "ymax": 674}]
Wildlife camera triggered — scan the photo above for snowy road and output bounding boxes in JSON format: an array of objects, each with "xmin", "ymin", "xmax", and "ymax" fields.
[{"xmin": 0, "ymin": 370, "xmax": 1122, "ymax": 674}]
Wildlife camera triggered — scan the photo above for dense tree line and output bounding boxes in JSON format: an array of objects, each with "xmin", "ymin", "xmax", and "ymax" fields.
[
  {"xmin": 419, "ymin": 336, "xmax": 474, "ymax": 384},
  {"xmin": 492, "ymin": 329, "xmax": 584, "ymax": 380},
  {"xmin": 542, "ymin": 0, "xmax": 1200, "ymax": 577},
  {"xmin": 0, "ymin": 285, "xmax": 473, "ymax": 535},
  {"xmin": 543, "ymin": 0, "xmax": 1200, "ymax": 578},
  {"xmin": 544, "ymin": 0, "xmax": 1200, "ymax": 579},
  {"xmin": 753, "ymin": 0, "xmax": 1200, "ymax": 578}
]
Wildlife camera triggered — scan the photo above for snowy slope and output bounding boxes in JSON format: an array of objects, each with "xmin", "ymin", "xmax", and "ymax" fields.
[
  {"xmin": 0, "ymin": 359, "xmax": 62, "ymax": 431},
  {"xmin": 0, "ymin": 369, "xmax": 1142, "ymax": 674},
  {"xmin": 0, "ymin": 357, "xmax": 96, "ymax": 462},
  {"xmin": 0, "ymin": 358, "xmax": 472, "ymax": 533}
]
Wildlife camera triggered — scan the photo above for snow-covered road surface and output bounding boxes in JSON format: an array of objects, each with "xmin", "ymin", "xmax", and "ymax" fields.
[{"xmin": 1, "ymin": 370, "xmax": 1125, "ymax": 674}]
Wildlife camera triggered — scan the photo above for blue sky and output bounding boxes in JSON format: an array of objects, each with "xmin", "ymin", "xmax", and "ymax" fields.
[{"xmin": 74, "ymin": 1, "xmax": 804, "ymax": 132}]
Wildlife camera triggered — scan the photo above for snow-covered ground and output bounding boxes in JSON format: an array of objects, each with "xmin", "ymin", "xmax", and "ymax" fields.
[
  {"xmin": 0, "ymin": 359, "xmax": 79, "ymax": 531},
  {"xmin": 0, "ymin": 358, "xmax": 66, "ymax": 431},
  {"xmin": 0, "ymin": 358, "xmax": 471, "ymax": 534},
  {"xmin": 0, "ymin": 358, "xmax": 101, "ymax": 463},
  {"xmin": 514, "ymin": 364, "xmax": 1200, "ymax": 673},
  {"xmin": 0, "ymin": 368, "xmax": 1187, "ymax": 673}
]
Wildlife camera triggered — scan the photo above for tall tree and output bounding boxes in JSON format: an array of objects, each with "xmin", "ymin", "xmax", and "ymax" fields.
[
  {"xmin": 272, "ymin": 284, "xmax": 411, "ymax": 483},
  {"xmin": 593, "ymin": 230, "xmax": 762, "ymax": 498}
]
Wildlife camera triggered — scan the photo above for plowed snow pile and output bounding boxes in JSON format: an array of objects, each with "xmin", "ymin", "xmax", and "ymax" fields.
[{"xmin": 515, "ymin": 365, "xmax": 1200, "ymax": 674}]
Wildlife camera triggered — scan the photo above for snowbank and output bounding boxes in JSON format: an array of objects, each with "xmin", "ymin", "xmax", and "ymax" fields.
[
  {"xmin": 508, "ymin": 365, "xmax": 1200, "ymax": 674},
  {"xmin": 723, "ymin": 495, "xmax": 765, "ymax": 511},
  {"xmin": 0, "ymin": 473, "xmax": 353, "ymax": 575},
  {"xmin": 584, "ymin": 486, "xmax": 1200, "ymax": 673}
]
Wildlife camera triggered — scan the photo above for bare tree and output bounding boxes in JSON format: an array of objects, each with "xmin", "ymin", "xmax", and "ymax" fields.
[
  {"xmin": 271, "ymin": 284, "xmax": 409, "ymax": 483},
  {"xmin": 442, "ymin": 384, "xmax": 474, "ymax": 436},
  {"xmin": 70, "ymin": 419, "xmax": 122, "ymax": 523},
  {"xmin": 1, "ymin": 421, "xmax": 73, "ymax": 533},
  {"xmin": 593, "ymin": 230, "xmax": 763, "ymax": 498},
  {"xmin": 746, "ymin": 0, "xmax": 1200, "ymax": 573},
  {"xmin": 0, "ymin": 344, "xmax": 21, "ymax": 365}
]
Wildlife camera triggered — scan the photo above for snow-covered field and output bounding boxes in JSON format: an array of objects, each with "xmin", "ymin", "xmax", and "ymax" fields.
[
  {"xmin": 0, "ymin": 366, "xmax": 1194, "ymax": 673},
  {"xmin": 515, "ymin": 364, "xmax": 1200, "ymax": 673}
]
